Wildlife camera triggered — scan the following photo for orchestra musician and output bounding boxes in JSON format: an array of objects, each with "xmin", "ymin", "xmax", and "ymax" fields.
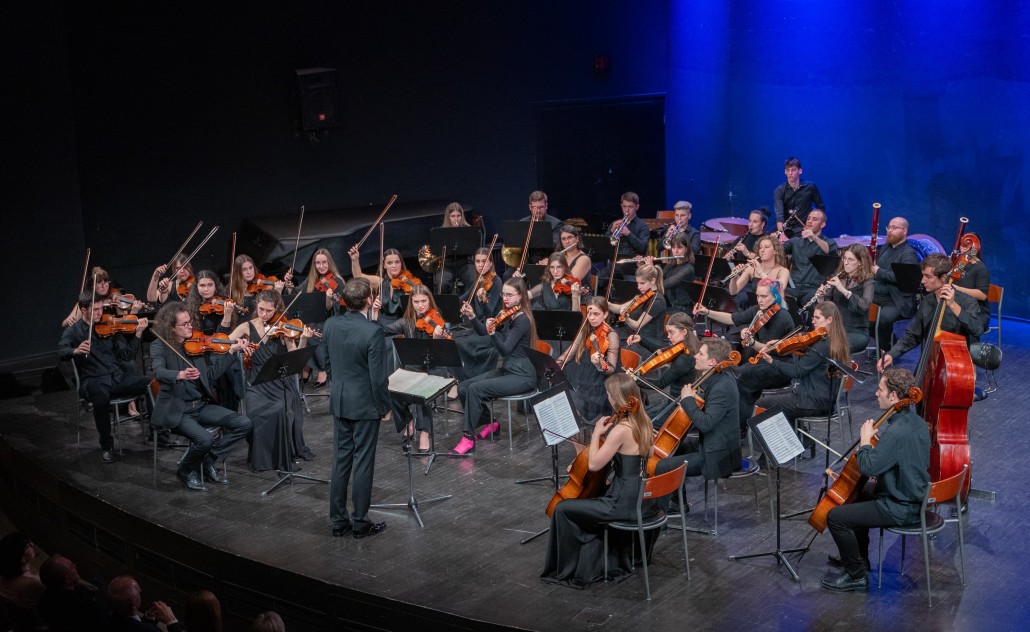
[
  {"xmin": 657, "ymin": 234, "xmax": 696, "ymax": 315},
  {"xmin": 452, "ymin": 277, "xmax": 538, "ymax": 455},
  {"xmin": 822, "ymin": 367, "xmax": 929, "ymax": 593},
  {"xmin": 349, "ymin": 245, "xmax": 419, "ymax": 328},
  {"xmin": 460, "ymin": 248, "xmax": 502, "ymax": 320},
  {"xmin": 523, "ymin": 190, "xmax": 564, "ymax": 251},
  {"xmin": 229, "ymin": 254, "xmax": 291, "ymax": 315},
  {"xmin": 146, "ymin": 254, "xmax": 193, "ymax": 305},
  {"xmin": 695, "ymin": 278, "xmax": 794, "ymax": 360},
  {"xmin": 228, "ymin": 290, "xmax": 317, "ymax": 471},
  {"xmin": 609, "ymin": 264, "xmax": 667, "ymax": 343},
  {"xmin": 58, "ymin": 292, "xmax": 152, "ymax": 463},
  {"xmin": 780, "ymin": 208, "xmax": 838, "ymax": 309},
  {"xmin": 818, "ymin": 244, "xmax": 875, "ymax": 353},
  {"xmin": 750, "ymin": 301, "xmax": 852, "ymax": 459},
  {"xmin": 877, "ymin": 253, "xmax": 985, "ymax": 372},
  {"xmin": 663, "ymin": 200, "xmax": 701, "ymax": 255},
  {"xmin": 871, "ymin": 216, "xmax": 920, "ymax": 354},
  {"xmin": 184, "ymin": 270, "xmax": 243, "ymax": 410},
  {"xmin": 63, "ymin": 267, "xmax": 143, "ymax": 326},
  {"xmin": 773, "ymin": 157, "xmax": 825, "ymax": 237},
  {"xmin": 557, "ymin": 224, "xmax": 592, "ymax": 283},
  {"xmin": 436, "ymin": 202, "xmax": 481, "ymax": 293},
  {"xmin": 530, "ymin": 253, "xmax": 583, "ymax": 312},
  {"xmin": 724, "ymin": 208, "xmax": 770, "ymax": 264},
  {"xmin": 626, "ymin": 312, "xmax": 700, "ymax": 428},
  {"xmin": 950, "ymin": 233, "xmax": 991, "ymax": 336},
  {"xmin": 540, "ymin": 373, "xmax": 654, "ymax": 589},
  {"xmin": 150, "ymin": 302, "xmax": 253, "ymax": 492},
  {"xmin": 727, "ymin": 235, "xmax": 790, "ymax": 310},
  {"xmin": 598, "ymin": 192, "xmax": 651, "ymax": 283},
  {"xmin": 557, "ymin": 297, "xmax": 620, "ymax": 420},
  {"xmin": 300, "ymin": 248, "xmax": 348, "ymax": 388}
]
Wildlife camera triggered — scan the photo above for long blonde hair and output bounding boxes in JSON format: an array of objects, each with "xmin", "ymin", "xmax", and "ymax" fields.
[
  {"xmin": 605, "ymin": 373, "xmax": 653, "ymax": 458},
  {"xmin": 304, "ymin": 248, "xmax": 344, "ymax": 292}
]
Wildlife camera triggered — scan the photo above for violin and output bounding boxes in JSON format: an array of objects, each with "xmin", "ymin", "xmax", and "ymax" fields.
[
  {"xmin": 552, "ymin": 274, "xmax": 583, "ymax": 296},
  {"xmin": 183, "ymin": 331, "xmax": 233, "ymax": 355},
  {"xmin": 636, "ymin": 341, "xmax": 688, "ymax": 376},
  {"xmin": 105, "ymin": 291, "xmax": 155, "ymax": 313},
  {"xmin": 585, "ymin": 323, "xmax": 612, "ymax": 370},
  {"xmin": 315, "ymin": 274, "xmax": 344, "ymax": 303},
  {"xmin": 741, "ymin": 303, "xmax": 781, "ymax": 347},
  {"xmin": 389, "ymin": 269, "xmax": 422, "ymax": 293},
  {"xmin": 482, "ymin": 271, "xmax": 495, "ymax": 294},
  {"xmin": 487, "ymin": 304, "xmax": 521, "ymax": 334},
  {"xmin": 246, "ymin": 273, "xmax": 279, "ymax": 294},
  {"xmin": 748, "ymin": 326, "xmax": 826, "ymax": 365},
  {"xmin": 546, "ymin": 397, "xmax": 640, "ymax": 517},
  {"xmin": 198, "ymin": 296, "xmax": 248, "ymax": 315},
  {"xmin": 176, "ymin": 275, "xmax": 195, "ymax": 299},
  {"xmin": 93, "ymin": 314, "xmax": 140, "ymax": 337},
  {"xmin": 415, "ymin": 309, "xmax": 452, "ymax": 340},
  {"xmin": 618, "ymin": 289, "xmax": 655, "ymax": 323},
  {"xmin": 265, "ymin": 313, "xmax": 318, "ymax": 340}
]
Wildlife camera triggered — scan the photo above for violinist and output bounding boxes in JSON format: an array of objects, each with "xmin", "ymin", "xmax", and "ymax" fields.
[
  {"xmin": 780, "ymin": 209, "xmax": 838, "ymax": 308},
  {"xmin": 819, "ymin": 244, "xmax": 874, "ymax": 352},
  {"xmin": 230, "ymin": 254, "xmax": 292, "ymax": 315},
  {"xmin": 822, "ymin": 367, "xmax": 929, "ymax": 593},
  {"xmin": 626, "ymin": 312, "xmax": 700, "ymax": 428},
  {"xmin": 878, "ymin": 254, "xmax": 984, "ymax": 373},
  {"xmin": 540, "ymin": 374, "xmax": 654, "ymax": 589},
  {"xmin": 459, "ymin": 248, "xmax": 502, "ymax": 321},
  {"xmin": 662, "ymin": 200, "xmax": 701, "ymax": 255},
  {"xmin": 530, "ymin": 253, "xmax": 583, "ymax": 312},
  {"xmin": 300, "ymin": 248, "xmax": 347, "ymax": 388},
  {"xmin": 696, "ymin": 278, "xmax": 793, "ymax": 360},
  {"xmin": 727, "ymin": 235, "xmax": 790, "ymax": 310},
  {"xmin": 749, "ymin": 302, "xmax": 852, "ymax": 459},
  {"xmin": 557, "ymin": 224, "xmax": 592, "ymax": 283},
  {"xmin": 452, "ymin": 277, "xmax": 538, "ymax": 455},
  {"xmin": 349, "ymin": 246, "xmax": 417, "ymax": 328},
  {"xmin": 557, "ymin": 297, "xmax": 620, "ymax": 420},
  {"xmin": 63, "ymin": 267, "xmax": 143, "ymax": 326},
  {"xmin": 652, "ymin": 337, "xmax": 742, "ymax": 493},
  {"xmin": 724, "ymin": 208, "xmax": 769, "ymax": 264},
  {"xmin": 146, "ymin": 255, "xmax": 193, "ymax": 304},
  {"xmin": 870, "ymin": 216, "xmax": 920, "ymax": 355},
  {"xmin": 184, "ymin": 271, "xmax": 243, "ymax": 411},
  {"xmin": 609, "ymin": 264, "xmax": 666, "ymax": 343},
  {"xmin": 950, "ymin": 233, "xmax": 991, "ymax": 335},
  {"xmin": 228, "ymin": 290, "xmax": 317, "ymax": 470},
  {"xmin": 59, "ymin": 292, "xmax": 152, "ymax": 463},
  {"xmin": 437, "ymin": 202, "xmax": 481, "ymax": 293},
  {"xmin": 381, "ymin": 286, "xmax": 450, "ymax": 452},
  {"xmin": 658, "ymin": 234, "xmax": 696, "ymax": 315},
  {"xmin": 150, "ymin": 303, "xmax": 253, "ymax": 492}
]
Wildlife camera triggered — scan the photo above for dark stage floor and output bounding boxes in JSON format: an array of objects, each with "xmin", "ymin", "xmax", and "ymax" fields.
[{"xmin": 2, "ymin": 324, "xmax": 1029, "ymax": 631}]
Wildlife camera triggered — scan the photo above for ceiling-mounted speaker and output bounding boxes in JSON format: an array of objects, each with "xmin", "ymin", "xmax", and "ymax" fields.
[{"xmin": 296, "ymin": 68, "xmax": 339, "ymax": 131}]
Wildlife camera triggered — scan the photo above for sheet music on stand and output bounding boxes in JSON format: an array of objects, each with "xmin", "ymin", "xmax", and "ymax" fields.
[
  {"xmin": 530, "ymin": 384, "xmax": 582, "ymax": 447},
  {"xmin": 388, "ymin": 369, "xmax": 455, "ymax": 405},
  {"xmin": 747, "ymin": 407, "xmax": 805, "ymax": 468}
]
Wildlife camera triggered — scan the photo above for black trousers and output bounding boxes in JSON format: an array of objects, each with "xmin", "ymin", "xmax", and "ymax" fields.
[
  {"xmin": 81, "ymin": 373, "xmax": 152, "ymax": 450},
  {"xmin": 872, "ymin": 303, "xmax": 906, "ymax": 353},
  {"xmin": 174, "ymin": 401, "xmax": 252, "ymax": 473},
  {"xmin": 331, "ymin": 417, "xmax": 380, "ymax": 531},
  {"xmin": 826, "ymin": 494, "xmax": 893, "ymax": 578},
  {"xmin": 735, "ymin": 363, "xmax": 791, "ymax": 433},
  {"xmin": 457, "ymin": 368, "xmax": 534, "ymax": 435}
]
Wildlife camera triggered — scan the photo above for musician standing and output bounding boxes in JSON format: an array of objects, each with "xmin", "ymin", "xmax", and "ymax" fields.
[
  {"xmin": 781, "ymin": 209, "xmax": 838, "ymax": 308},
  {"xmin": 773, "ymin": 157, "xmax": 825, "ymax": 236},
  {"xmin": 59, "ymin": 292, "xmax": 152, "ymax": 463},
  {"xmin": 871, "ymin": 216, "xmax": 920, "ymax": 354},
  {"xmin": 878, "ymin": 253, "xmax": 984, "ymax": 372},
  {"xmin": 323, "ymin": 278, "xmax": 392, "ymax": 539},
  {"xmin": 822, "ymin": 367, "xmax": 929, "ymax": 592}
]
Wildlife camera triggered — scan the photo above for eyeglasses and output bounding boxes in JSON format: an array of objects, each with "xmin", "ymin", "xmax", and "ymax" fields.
[
  {"xmin": 502, "ymin": 292, "xmax": 519, "ymax": 298},
  {"xmin": 177, "ymin": 320, "xmax": 193, "ymax": 328}
]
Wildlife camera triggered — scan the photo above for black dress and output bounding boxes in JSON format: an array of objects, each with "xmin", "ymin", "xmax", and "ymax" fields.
[{"xmin": 541, "ymin": 453, "xmax": 646, "ymax": 588}]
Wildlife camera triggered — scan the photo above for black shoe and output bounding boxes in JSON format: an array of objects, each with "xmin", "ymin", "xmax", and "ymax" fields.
[
  {"xmin": 973, "ymin": 386, "xmax": 987, "ymax": 402},
  {"xmin": 332, "ymin": 524, "xmax": 352, "ymax": 537},
  {"xmin": 176, "ymin": 469, "xmax": 207, "ymax": 492},
  {"xmin": 827, "ymin": 554, "xmax": 871, "ymax": 572},
  {"xmin": 353, "ymin": 522, "xmax": 387, "ymax": 539},
  {"xmin": 202, "ymin": 458, "xmax": 228, "ymax": 485},
  {"xmin": 150, "ymin": 430, "xmax": 187, "ymax": 448},
  {"xmin": 100, "ymin": 450, "xmax": 114, "ymax": 464},
  {"xmin": 821, "ymin": 570, "xmax": 869, "ymax": 592},
  {"xmin": 313, "ymin": 381, "xmax": 328, "ymax": 390}
]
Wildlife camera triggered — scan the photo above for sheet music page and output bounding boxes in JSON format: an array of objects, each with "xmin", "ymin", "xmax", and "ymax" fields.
[
  {"xmin": 755, "ymin": 411, "xmax": 805, "ymax": 466},
  {"xmin": 532, "ymin": 391, "xmax": 581, "ymax": 447},
  {"xmin": 389, "ymin": 369, "xmax": 453, "ymax": 401}
]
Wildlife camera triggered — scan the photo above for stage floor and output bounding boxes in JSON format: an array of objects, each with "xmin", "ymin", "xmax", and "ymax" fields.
[{"xmin": 2, "ymin": 325, "xmax": 1029, "ymax": 631}]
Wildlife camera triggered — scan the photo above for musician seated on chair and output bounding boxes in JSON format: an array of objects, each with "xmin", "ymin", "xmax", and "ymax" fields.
[
  {"xmin": 821, "ymin": 367, "xmax": 929, "ymax": 593},
  {"xmin": 877, "ymin": 253, "xmax": 985, "ymax": 373},
  {"xmin": 150, "ymin": 302, "xmax": 253, "ymax": 492},
  {"xmin": 58, "ymin": 292, "xmax": 152, "ymax": 465},
  {"xmin": 779, "ymin": 208, "xmax": 838, "ymax": 309}
]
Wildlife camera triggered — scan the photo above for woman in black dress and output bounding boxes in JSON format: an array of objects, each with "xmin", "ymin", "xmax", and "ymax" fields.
[
  {"xmin": 819, "ymin": 244, "xmax": 874, "ymax": 352},
  {"xmin": 531, "ymin": 253, "xmax": 583, "ymax": 312},
  {"xmin": 626, "ymin": 311, "xmax": 701, "ymax": 428},
  {"xmin": 299, "ymin": 248, "xmax": 347, "ymax": 387},
  {"xmin": 660, "ymin": 233, "xmax": 696, "ymax": 315},
  {"xmin": 349, "ymin": 245, "xmax": 420, "ymax": 329},
  {"xmin": 557, "ymin": 297, "xmax": 619, "ymax": 421},
  {"xmin": 540, "ymin": 373, "xmax": 654, "ymax": 589}
]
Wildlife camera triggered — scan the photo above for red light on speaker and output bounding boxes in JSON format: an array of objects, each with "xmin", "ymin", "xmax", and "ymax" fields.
[
  {"xmin": 594, "ymin": 54, "xmax": 610, "ymax": 74},
  {"xmin": 318, "ymin": 113, "xmax": 326, "ymax": 121}
]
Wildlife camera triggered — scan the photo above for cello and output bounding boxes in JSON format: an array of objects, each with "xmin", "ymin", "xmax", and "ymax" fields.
[{"xmin": 808, "ymin": 387, "xmax": 922, "ymax": 532}]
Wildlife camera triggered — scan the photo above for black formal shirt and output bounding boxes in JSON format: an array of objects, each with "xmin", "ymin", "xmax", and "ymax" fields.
[
  {"xmin": 952, "ymin": 258, "xmax": 990, "ymax": 330},
  {"xmin": 58, "ymin": 320, "xmax": 140, "ymax": 386},
  {"xmin": 616, "ymin": 216, "xmax": 651, "ymax": 258},
  {"xmin": 663, "ymin": 262, "xmax": 696, "ymax": 312},
  {"xmin": 873, "ymin": 240, "xmax": 920, "ymax": 317},
  {"xmin": 773, "ymin": 180, "xmax": 825, "ymax": 225},
  {"xmin": 824, "ymin": 278, "xmax": 874, "ymax": 336},
  {"xmin": 886, "ymin": 290, "xmax": 983, "ymax": 360},
  {"xmin": 856, "ymin": 408, "xmax": 931, "ymax": 523},
  {"xmin": 784, "ymin": 233, "xmax": 838, "ymax": 290},
  {"xmin": 678, "ymin": 370, "xmax": 741, "ymax": 480}
]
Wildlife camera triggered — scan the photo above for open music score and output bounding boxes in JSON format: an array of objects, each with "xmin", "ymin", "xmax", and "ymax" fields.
[
  {"xmin": 748, "ymin": 409, "xmax": 805, "ymax": 468},
  {"xmin": 531, "ymin": 385, "xmax": 582, "ymax": 447},
  {"xmin": 388, "ymin": 369, "xmax": 454, "ymax": 405}
]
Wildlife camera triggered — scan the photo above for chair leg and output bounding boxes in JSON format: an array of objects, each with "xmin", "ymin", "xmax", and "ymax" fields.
[
  {"xmin": 678, "ymin": 487, "xmax": 690, "ymax": 580},
  {"xmin": 921, "ymin": 531, "xmax": 933, "ymax": 607},
  {"xmin": 878, "ymin": 528, "xmax": 885, "ymax": 590},
  {"xmin": 505, "ymin": 401, "xmax": 514, "ymax": 450},
  {"xmin": 957, "ymin": 508, "xmax": 967, "ymax": 587},
  {"xmin": 637, "ymin": 527, "xmax": 651, "ymax": 600}
]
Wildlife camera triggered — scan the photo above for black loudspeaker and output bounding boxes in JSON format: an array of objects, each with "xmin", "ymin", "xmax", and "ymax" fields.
[{"xmin": 296, "ymin": 68, "xmax": 339, "ymax": 131}]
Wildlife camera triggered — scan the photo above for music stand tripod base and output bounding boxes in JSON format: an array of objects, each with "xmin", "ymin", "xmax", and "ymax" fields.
[{"xmin": 371, "ymin": 433, "xmax": 451, "ymax": 528}]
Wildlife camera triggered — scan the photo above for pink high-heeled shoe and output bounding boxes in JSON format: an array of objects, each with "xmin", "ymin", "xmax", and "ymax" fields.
[
  {"xmin": 477, "ymin": 421, "xmax": 500, "ymax": 440},
  {"xmin": 449, "ymin": 434, "xmax": 476, "ymax": 455}
]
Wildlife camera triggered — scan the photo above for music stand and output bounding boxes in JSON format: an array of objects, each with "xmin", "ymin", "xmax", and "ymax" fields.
[
  {"xmin": 891, "ymin": 263, "xmax": 923, "ymax": 294},
  {"xmin": 519, "ymin": 382, "xmax": 585, "ymax": 544},
  {"xmin": 810, "ymin": 254, "xmax": 841, "ymax": 278},
  {"xmin": 433, "ymin": 294, "xmax": 464, "ymax": 330},
  {"xmin": 393, "ymin": 337, "xmax": 464, "ymax": 475},
  {"xmin": 431, "ymin": 227, "xmax": 481, "ymax": 294},
  {"xmin": 607, "ymin": 279, "xmax": 639, "ymax": 304},
  {"xmin": 287, "ymin": 292, "xmax": 333, "ymax": 408},
  {"xmin": 729, "ymin": 407, "xmax": 807, "ymax": 581},
  {"xmin": 685, "ymin": 282, "xmax": 735, "ymax": 334},
  {"xmin": 501, "ymin": 220, "xmax": 554, "ymax": 253},
  {"xmin": 252, "ymin": 346, "xmax": 328, "ymax": 496},
  {"xmin": 693, "ymin": 255, "xmax": 733, "ymax": 283},
  {"xmin": 581, "ymin": 235, "xmax": 615, "ymax": 263},
  {"xmin": 532, "ymin": 310, "xmax": 583, "ymax": 356}
]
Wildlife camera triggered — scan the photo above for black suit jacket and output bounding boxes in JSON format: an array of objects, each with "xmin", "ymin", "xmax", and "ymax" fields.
[
  {"xmin": 678, "ymin": 370, "xmax": 741, "ymax": 480},
  {"xmin": 323, "ymin": 311, "xmax": 392, "ymax": 420},
  {"xmin": 149, "ymin": 340, "xmax": 239, "ymax": 429}
]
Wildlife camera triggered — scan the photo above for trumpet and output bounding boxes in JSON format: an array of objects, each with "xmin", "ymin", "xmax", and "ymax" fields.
[
  {"xmin": 609, "ymin": 217, "xmax": 629, "ymax": 246},
  {"xmin": 615, "ymin": 254, "xmax": 682, "ymax": 265},
  {"xmin": 661, "ymin": 222, "xmax": 682, "ymax": 250}
]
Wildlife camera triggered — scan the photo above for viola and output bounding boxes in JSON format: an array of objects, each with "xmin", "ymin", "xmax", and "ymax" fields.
[
  {"xmin": 585, "ymin": 323, "xmax": 612, "ymax": 371},
  {"xmin": 246, "ymin": 273, "xmax": 279, "ymax": 294},
  {"xmin": 315, "ymin": 274, "xmax": 343, "ymax": 303},
  {"xmin": 552, "ymin": 274, "xmax": 583, "ymax": 296},
  {"xmin": 198, "ymin": 296, "xmax": 248, "ymax": 315},
  {"xmin": 748, "ymin": 326, "xmax": 826, "ymax": 365},
  {"xmin": 487, "ymin": 304, "xmax": 521, "ymax": 334},
  {"xmin": 389, "ymin": 270, "xmax": 422, "ymax": 294},
  {"xmin": 636, "ymin": 341, "xmax": 688, "ymax": 376},
  {"xmin": 415, "ymin": 309, "xmax": 452, "ymax": 340},
  {"xmin": 618, "ymin": 289, "xmax": 655, "ymax": 323},
  {"xmin": 809, "ymin": 387, "xmax": 922, "ymax": 532},
  {"xmin": 93, "ymin": 314, "xmax": 139, "ymax": 337},
  {"xmin": 546, "ymin": 397, "xmax": 640, "ymax": 517},
  {"xmin": 741, "ymin": 303, "xmax": 781, "ymax": 347},
  {"xmin": 680, "ymin": 350, "xmax": 741, "ymax": 408},
  {"xmin": 176, "ymin": 275, "xmax": 195, "ymax": 299},
  {"xmin": 183, "ymin": 331, "xmax": 233, "ymax": 355}
]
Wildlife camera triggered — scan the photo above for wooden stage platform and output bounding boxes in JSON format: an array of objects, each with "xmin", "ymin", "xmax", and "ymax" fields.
[{"xmin": 2, "ymin": 325, "xmax": 1029, "ymax": 631}]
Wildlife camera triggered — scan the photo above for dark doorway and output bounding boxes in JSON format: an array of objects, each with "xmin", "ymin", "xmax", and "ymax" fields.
[{"xmin": 536, "ymin": 96, "xmax": 666, "ymax": 228}]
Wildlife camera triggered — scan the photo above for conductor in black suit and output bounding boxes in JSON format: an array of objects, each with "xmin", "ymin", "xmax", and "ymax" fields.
[
  {"xmin": 323, "ymin": 278, "xmax": 393, "ymax": 539},
  {"xmin": 150, "ymin": 302, "xmax": 253, "ymax": 492}
]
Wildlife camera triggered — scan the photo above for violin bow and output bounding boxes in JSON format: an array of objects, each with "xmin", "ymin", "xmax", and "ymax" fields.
[
  {"xmin": 289, "ymin": 205, "xmax": 305, "ymax": 281},
  {"xmin": 603, "ymin": 240, "xmax": 621, "ymax": 302},
  {"xmin": 354, "ymin": 194, "xmax": 398, "ymax": 250},
  {"xmin": 86, "ymin": 272, "xmax": 98, "ymax": 355},
  {"xmin": 162, "ymin": 221, "xmax": 204, "ymax": 276},
  {"xmin": 79, "ymin": 248, "xmax": 92, "ymax": 295},
  {"xmin": 462, "ymin": 233, "xmax": 499, "ymax": 310},
  {"xmin": 228, "ymin": 232, "xmax": 237, "ymax": 296},
  {"xmin": 695, "ymin": 235, "xmax": 720, "ymax": 309},
  {"xmin": 176, "ymin": 226, "xmax": 220, "ymax": 275},
  {"xmin": 150, "ymin": 330, "xmax": 200, "ymax": 371},
  {"xmin": 559, "ymin": 316, "xmax": 591, "ymax": 370},
  {"xmin": 255, "ymin": 290, "xmax": 306, "ymax": 347},
  {"xmin": 515, "ymin": 216, "xmax": 536, "ymax": 276}
]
